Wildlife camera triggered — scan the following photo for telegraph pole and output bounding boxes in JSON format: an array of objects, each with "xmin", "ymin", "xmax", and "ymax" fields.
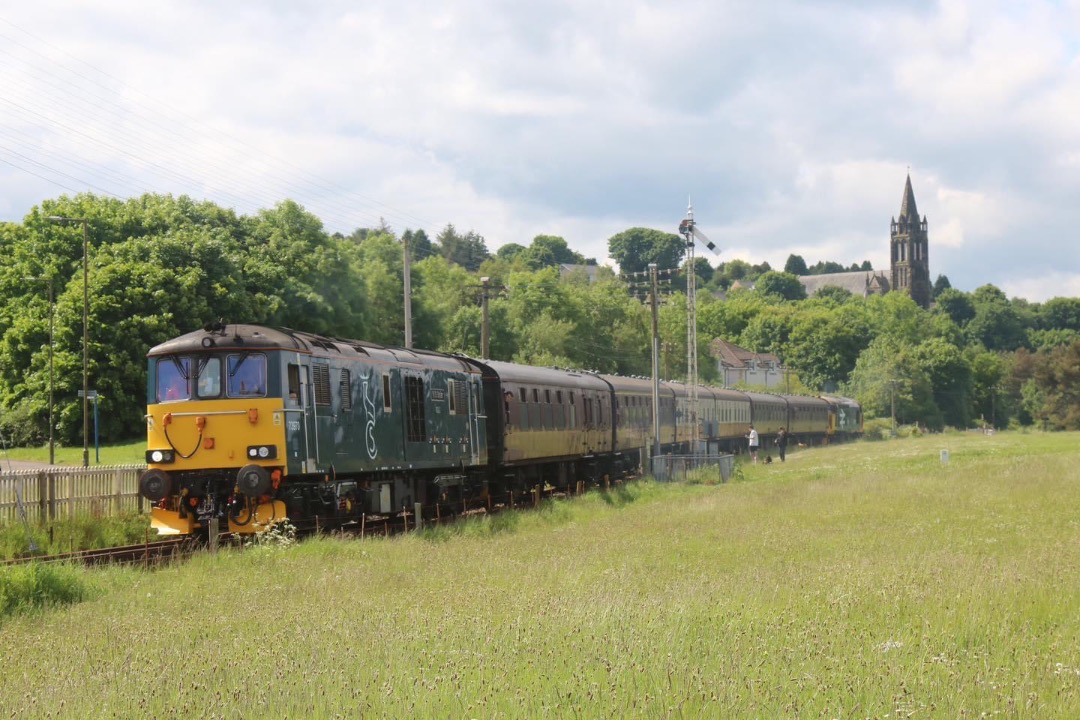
[
  {"xmin": 403, "ymin": 233, "xmax": 413, "ymax": 348},
  {"xmin": 480, "ymin": 276, "xmax": 491, "ymax": 358},
  {"xmin": 649, "ymin": 263, "xmax": 661, "ymax": 458}
]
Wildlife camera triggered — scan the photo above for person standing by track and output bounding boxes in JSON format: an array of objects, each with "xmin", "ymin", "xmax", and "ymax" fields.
[
  {"xmin": 776, "ymin": 427, "xmax": 788, "ymax": 462},
  {"xmin": 746, "ymin": 425, "xmax": 759, "ymax": 463}
]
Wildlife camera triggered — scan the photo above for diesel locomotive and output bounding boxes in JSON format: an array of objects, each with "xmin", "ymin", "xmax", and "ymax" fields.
[{"xmin": 139, "ymin": 323, "xmax": 862, "ymax": 535}]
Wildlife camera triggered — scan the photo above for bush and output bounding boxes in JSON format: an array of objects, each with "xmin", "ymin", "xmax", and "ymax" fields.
[
  {"xmin": 0, "ymin": 562, "xmax": 89, "ymax": 620},
  {"xmin": 0, "ymin": 399, "xmax": 47, "ymax": 448}
]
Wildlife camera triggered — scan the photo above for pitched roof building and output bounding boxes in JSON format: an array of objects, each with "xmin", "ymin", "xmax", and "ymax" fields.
[
  {"xmin": 798, "ymin": 270, "xmax": 890, "ymax": 298},
  {"xmin": 709, "ymin": 338, "xmax": 784, "ymax": 388}
]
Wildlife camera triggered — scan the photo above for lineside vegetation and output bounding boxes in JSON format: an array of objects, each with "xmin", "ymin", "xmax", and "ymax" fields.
[{"xmin": 1, "ymin": 431, "xmax": 1078, "ymax": 717}]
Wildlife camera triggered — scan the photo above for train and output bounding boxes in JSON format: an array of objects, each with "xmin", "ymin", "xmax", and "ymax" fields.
[{"xmin": 138, "ymin": 323, "xmax": 862, "ymax": 536}]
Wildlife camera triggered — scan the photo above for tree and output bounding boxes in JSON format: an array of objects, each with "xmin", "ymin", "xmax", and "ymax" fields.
[
  {"xmin": 754, "ymin": 271, "xmax": 807, "ymax": 302},
  {"xmin": 934, "ymin": 288, "xmax": 975, "ymax": 327},
  {"xmin": 1011, "ymin": 340, "xmax": 1080, "ymax": 429},
  {"xmin": 402, "ymin": 228, "xmax": 434, "ymax": 261},
  {"xmin": 438, "ymin": 224, "xmax": 490, "ymax": 271},
  {"xmin": 783, "ymin": 254, "xmax": 808, "ymax": 275},
  {"xmin": 607, "ymin": 227, "xmax": 685, "ymax": 275},
  {"xmin": 807, "ymin": 260, "xmax": 846, "ymax": 275},
  {"xmin": 521, "ymin": 235, "xmax": 585, "ymax": 270},
  {"xmin": 844, "ymin": 337, "xmax": 939, "ymax": 429},
  {"xmin": 495, "ymin": 243, "xmax": 526, "ymax": 261},
  {"xmin": 967, "ymin": 284, "xmax": 1026, "ymax": 351},
  {"xmin": 1040, "ymin": 297, "xmax": 1080, "ymax": 332},
  {"xmin": 932, "ymin": 274, "xmax": 952, "ymax": 299},
  {"xmin": 812, "ymin": 286, "xmax": 854, "ymax": 305},
  {"xmin": 912, "ymin": 337, "xmax": 973, "ymax": 428}
]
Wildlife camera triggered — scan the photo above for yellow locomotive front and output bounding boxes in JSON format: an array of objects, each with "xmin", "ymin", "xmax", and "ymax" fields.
[{"xmin": 139, "ymin": 326, "xmax": 290, "ymax": 535}]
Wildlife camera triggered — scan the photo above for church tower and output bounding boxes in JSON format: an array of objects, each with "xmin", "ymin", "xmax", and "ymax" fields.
[{"xmin": 890, "ymin": 174, "xmax": 930, "ymax": 309}]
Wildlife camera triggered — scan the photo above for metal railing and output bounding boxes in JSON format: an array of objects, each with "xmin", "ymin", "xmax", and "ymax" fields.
[
  {"xmin": 651, "ymin": 454, "xmax": 734, "ymax": 483},
  {"xmin": 0, "ymin": 465, "xmax": 147, "ymax": 524}
]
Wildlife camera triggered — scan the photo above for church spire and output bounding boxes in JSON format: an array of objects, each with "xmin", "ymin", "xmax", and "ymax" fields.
[{"xmin": 898, "ymin": 173, "xmax": 919, "ymax": 221}]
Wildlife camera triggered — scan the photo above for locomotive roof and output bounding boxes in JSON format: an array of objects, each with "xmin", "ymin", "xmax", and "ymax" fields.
[{"xmin": 147, "ymin": 324, "xmax": 478, "ymax": 374}]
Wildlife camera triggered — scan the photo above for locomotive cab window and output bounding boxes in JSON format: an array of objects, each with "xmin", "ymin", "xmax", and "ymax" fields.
[
  {"xmin": 287, "ymin": 363, "xmax": 301, "ymax": 406},
  {"xmin": 195, "ymin": 357, "xmax": 221, "ymax": 398},
  {"xmin": 383, "ymin": 374, "xmax": 392, "ymax": 412},
  {"xmin": 156, "ymin": 357, "xmax": 191, "ymax": 402},
  {"xmin": 227, "ymin": 353, "xmax": 267, "ymax": 398}
]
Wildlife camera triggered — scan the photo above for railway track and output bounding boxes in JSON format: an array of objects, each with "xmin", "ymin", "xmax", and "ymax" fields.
[
  {"xmin": 2, "ymin": 474, "xmax": 639, "ymax": 567},
  {"xmin": 1, "ymin": 537, "xmax": 196, "ymax": 568}
]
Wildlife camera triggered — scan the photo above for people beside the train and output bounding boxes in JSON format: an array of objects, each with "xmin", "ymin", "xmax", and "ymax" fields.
[
  {"xmin": 776, "ymin": 427, "xmax": 788, "ymax": 462},
  {"xmin": 746, "ymin": 425, "xmax": 759, "ymax": 463}
]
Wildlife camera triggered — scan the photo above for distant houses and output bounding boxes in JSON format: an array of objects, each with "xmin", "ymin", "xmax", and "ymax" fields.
[{"xmin": 709, "ymin": 338, "xmax": 785, "ymax": 389}]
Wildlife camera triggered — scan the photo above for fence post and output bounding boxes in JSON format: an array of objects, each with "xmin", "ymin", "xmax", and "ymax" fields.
[
  {"xmin": 67, "ymin": 471, "xmax": 75, "ymax": 520},
  {"xmin": 37, "ymin": 470, "xmax": 48, "ymax": 524},
  {"xmin": 113, "ymin": 468, "xmax": 123, "ymax": 515},
  {"xmin": 47, "ymin": 471, "xmax": 57, "ymax": 521}
]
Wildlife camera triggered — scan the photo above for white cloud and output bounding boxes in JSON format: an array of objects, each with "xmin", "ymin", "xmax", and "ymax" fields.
[{"xmin": 0, "ymin": 0, "xmax": 1078, "ymax": 299}]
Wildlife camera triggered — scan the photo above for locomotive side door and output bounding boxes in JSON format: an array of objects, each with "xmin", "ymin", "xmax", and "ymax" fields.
[{"xmin": 284, "ymin": 360, "xmax": 318, "ymax": 474}]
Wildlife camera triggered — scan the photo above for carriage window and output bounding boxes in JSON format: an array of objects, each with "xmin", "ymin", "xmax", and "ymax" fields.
[
  {"xmin": 405, "ymin": 376, "xmax": 426, "ymax": 441},
  {"xmin": 533, "ymin": 388, "xmax": 539, "ymax": 403},
  {"xmin": 545, "ymin": 389, "xmax": 551, "ymax": 404},
  {"xmin": 228, "ymin": 354, "xmax": 267, "ymax": 398},
  {"xmin": 557, "ymin": 390, "xmax": 562, "ymax": 403},
  {"xmin": 340, "ymin": 369, "xmax": 353, "ymax": 411},
  {"xmin": 383, "ymin": 374, "xmax": 392, "ymax": 412},
  {"xmin": 311, "ymin": 363, "xmax": 331, "ymax": 406},
  {"xmin": 519, "ymin": 387, "xmax": 526, "ymax": 403},
  {"xmin": 156, "ymin": 357, "xmax": 191, "ymax": 402}
]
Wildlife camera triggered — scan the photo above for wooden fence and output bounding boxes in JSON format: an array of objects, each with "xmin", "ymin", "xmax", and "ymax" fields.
[{"xmin": 0, "ymin": 465, "xmax": 147, "ymax": 525}]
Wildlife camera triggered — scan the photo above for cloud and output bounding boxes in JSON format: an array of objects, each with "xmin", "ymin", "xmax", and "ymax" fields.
[{"xmin": 0, "ymin": 0, "xmax": 1078, "ymax": 299}]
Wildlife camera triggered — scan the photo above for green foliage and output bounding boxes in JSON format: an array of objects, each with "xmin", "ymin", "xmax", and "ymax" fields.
[
  {"xmin": 607, "ymin": 227, "xmax": 685, "ymax": 275},
  {"xmin": 437, "ymin": 224, "xmax": 490, "ymax": 271},
  {"xmin": 520, "ymin": 235, "xmax": 585, "ymax": 270},
  {"xmin": 0, "ymin": 562, "xmax": 89, "ymax": 619},
  {"xmin": 0, "ymin": 512, "xmax": 151, "ymax": 561},
  {"xmin": 783, "ymin": 254, "xmax": 808, "ymax": 275},
  {"xmin": 1011, "ymin": 341, "xmax": 1080, "ymax": 429},
  {"xmin": 754, "ymin": 271, "xmax": 808, "ymax": 302},
  {"xmin": 1, "ymin": 193, "xmax": 1076, "ymax": 443}
]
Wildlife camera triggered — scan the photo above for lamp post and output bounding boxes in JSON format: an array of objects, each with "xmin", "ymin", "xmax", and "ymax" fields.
[{"xmin": 46, "ymin": 215, "xmax": 90, "ymax": 468}]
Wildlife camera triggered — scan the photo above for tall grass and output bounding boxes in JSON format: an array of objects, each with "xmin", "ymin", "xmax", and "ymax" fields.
[
  {"xmin": 0, "ymin": 431, "xmax": 1077, "ymax": 718},
  {"xmin": 0, "ymin": 512, "xmax": 151, "ymax": 561},
  {"xmin": 0, "ymin": 563, "xmax": 90, "ymax": 619}
]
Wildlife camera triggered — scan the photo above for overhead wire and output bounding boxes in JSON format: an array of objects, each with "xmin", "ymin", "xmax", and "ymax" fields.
[{"xmin": 0, "ymin": 18, "xmax": 442, "ymax": 235}]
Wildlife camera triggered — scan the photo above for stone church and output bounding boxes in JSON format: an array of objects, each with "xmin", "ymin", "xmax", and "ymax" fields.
[{"xmin": 797, "ymin": 174, "xmax": 931, "ymax": 309}]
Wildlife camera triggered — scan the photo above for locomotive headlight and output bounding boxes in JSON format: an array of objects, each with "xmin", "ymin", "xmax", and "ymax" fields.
[
  {"xmin": 146, "ymin": 449, "xmax": 175, "ymax": 464},
  {"xmin": 246, "ymin": 445, "xmax": 277, "ymax": 460}
]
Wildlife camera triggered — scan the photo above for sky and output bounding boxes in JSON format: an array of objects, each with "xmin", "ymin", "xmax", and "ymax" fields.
[{"xmin": 1, "ymin": 0, "xmax": 1079, "ymax": 302}]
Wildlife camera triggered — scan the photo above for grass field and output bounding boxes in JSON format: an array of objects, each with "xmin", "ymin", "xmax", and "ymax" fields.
[
  {"xmin": 1, "ymin": 430, "xmax": 1078, "ymax": 718},
  {"xmin": 0, "ymin": 438, "xmax": 145, "ymax": 466}
]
